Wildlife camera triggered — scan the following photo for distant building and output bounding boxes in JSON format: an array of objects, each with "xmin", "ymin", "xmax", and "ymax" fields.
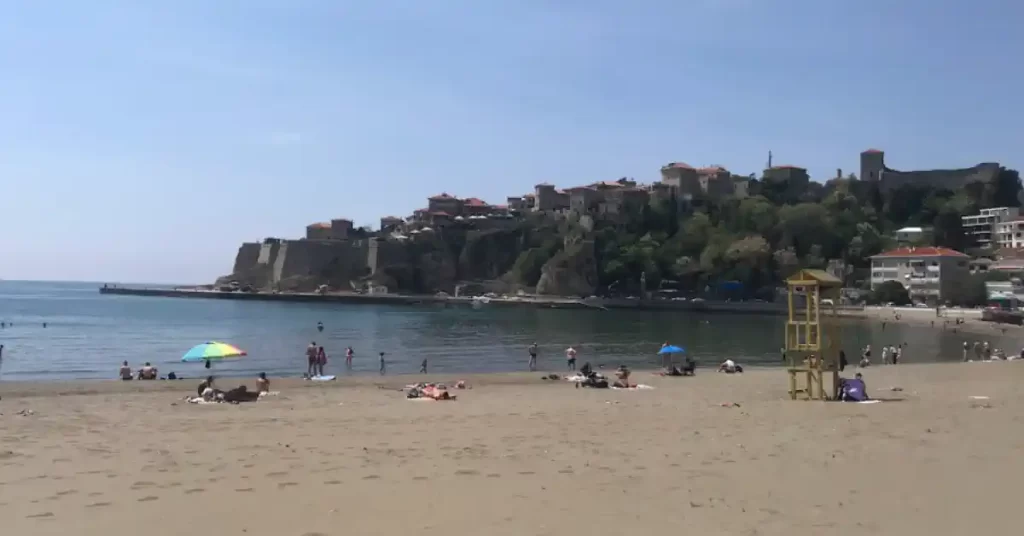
[
  {"xmin": 533, "ymin": 183, "xmax": 569, "ymax": 212},
  {"xmin": 379, "ymin": 216, "xmax": 404, "ymax": 232},
  {"xmin": 962, "ymin": 207, "xmax": 1019, "ymax": 248},
  {"xmin": 305, "ymin": 222, "xmax": 333, "ymax": 240},
  {"xmin": 869, "ymin": 246, "xmax": 970, "ymax": 305},
  {"xmin": 305, "ymin": 218, "xmax": 352, "ymax": 240},
  {"xmin": 762, "ymin": 165, "xmax": 810, "ymax": 188},
  {"xmin": 860, "ymin": 148, "xmax": 1001, "ymax": 194},
  {"xmin": 894, "ymin": 226, "xmax": 928, "ymax": 245},
  {"xmin": 994, "ymin": 215, "xmax": 1024, "ymax": 249}
]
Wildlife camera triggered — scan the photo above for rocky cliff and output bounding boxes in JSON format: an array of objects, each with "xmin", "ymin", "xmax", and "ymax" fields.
[{"xmin": 219, "ymin": 219, "xmax": 598, "ymax": 295}]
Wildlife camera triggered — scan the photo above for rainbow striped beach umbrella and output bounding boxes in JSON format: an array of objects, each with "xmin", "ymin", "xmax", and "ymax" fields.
[{"xmin": 181, "ymin": 341, "xmax": 247, "ymax": 362}]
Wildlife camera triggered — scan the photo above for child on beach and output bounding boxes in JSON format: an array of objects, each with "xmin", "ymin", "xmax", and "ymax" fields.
[
  {"xmin": 345, "ymin": 346, "xmax": 354, "ymax": 368},
  {"xmin": 379, "ymin": 352, "xmax": 386, "ymax": 375},
  {"xmin": 566, "ymin": 346, "xmax": 577, "ymax": 371}
]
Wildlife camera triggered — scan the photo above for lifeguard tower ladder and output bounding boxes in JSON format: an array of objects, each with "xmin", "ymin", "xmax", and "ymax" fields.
[{"xmin": 785, "ymin": 269, "xmax": 843, "ymax": 400}]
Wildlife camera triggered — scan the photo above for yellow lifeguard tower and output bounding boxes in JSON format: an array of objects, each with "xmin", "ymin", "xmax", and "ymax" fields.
[{"xmin": 785, "ymin": 269, "xmax": 843, "ymax": 400}]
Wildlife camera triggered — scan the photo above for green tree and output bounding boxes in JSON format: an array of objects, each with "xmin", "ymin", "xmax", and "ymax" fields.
[{"xmin": 868, "ymin": 281, "xmax": 910, "ymax": 306}]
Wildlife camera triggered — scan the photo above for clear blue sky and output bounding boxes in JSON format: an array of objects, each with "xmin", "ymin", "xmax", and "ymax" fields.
[{"xmin": 1, "ymin": 0, "xmax": 1020, "ymax": 284}]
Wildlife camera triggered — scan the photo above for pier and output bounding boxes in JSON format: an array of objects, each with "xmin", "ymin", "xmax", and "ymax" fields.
[{"xmin": 97, "ymin": 286, "xmax": 800, "ymax": 315}]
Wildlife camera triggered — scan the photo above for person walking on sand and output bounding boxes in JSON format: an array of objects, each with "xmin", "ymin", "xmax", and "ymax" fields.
[
  {"xmin": 316, "ymin": 344, "xmax": 328, "ymax": 377},
  {"xmin": 306, "ymin": 341, "xmax": 318, "ymax": 377},
  {"xmin": 963, "ymin": 341, "xmax": 969, "ymax": 362},
  {"xmin": 379, "ymin": 352, "xmax": 386, "ymax": 375},
  {"xmin": 345, "ymin": 346, "xmax": 354, "ymax": 368},
  {"xmin": 420, "ymin": 358, "xmax": 428, "ymax": 374},
  {"xmin": 528, "ymin": 342, "xmax": 538, "ymax": 371},
  {"xmin": 565, "ymin": 346, "xmax": 577, "ymax": 371}
]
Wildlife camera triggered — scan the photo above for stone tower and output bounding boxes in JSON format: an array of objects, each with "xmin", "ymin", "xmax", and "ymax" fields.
[{"xmin": 860, "ymin": 149, "xmax": 885, "ymax": 181}]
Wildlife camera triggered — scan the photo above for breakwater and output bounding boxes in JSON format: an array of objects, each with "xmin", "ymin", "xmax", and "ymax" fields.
[{"xmin": 97, "ymin": 286, "xmax": 802, "ymax": 315}]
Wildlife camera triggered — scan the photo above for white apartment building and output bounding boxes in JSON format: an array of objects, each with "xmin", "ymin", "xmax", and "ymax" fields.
[
  {"xmin": 994, "ymin": 216, "xmax": 1024, "ymax": 249},
  {"xmin": 869, "ymin": 247, "xmax": 970, "ymax": 305},
  {"xmin": 962, "ymin": 207, "xmax": 1020, "ymax": 247}
]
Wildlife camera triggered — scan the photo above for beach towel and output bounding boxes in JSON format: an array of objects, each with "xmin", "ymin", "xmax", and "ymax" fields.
[
  {"xmin": 839, "ymin": 378, "xmax": 867, "ymax": 402},
  {"xmin": 610, "ymin": 384, "xmax": 655, "ymax": 390}
]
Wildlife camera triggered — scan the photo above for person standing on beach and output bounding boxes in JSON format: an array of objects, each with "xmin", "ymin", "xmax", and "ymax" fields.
[
  {"xmin": 345, "ymin": 346, "xmax": 354, "ymax": 368},
  {"xmin": 963, "ymin": 341, "xmax": 969, "ymax": 362},
  {"xmin": 306, "ymin": 341, "xmax": 318, "ymax": 377},
  {"xmin": 379, "ymin": 352, "xmax": 386, "ymax": 375},
  {"xmin": 316, "ymin": 345, "xmax": 328, "ymax": 377},
  {"xmin": 420, "ymin": 358, "xmax": 428, "ymax": 374},
  {"xmin": 528, "ymin": 343, "xmax": 538, "ymax": 371},
  {"xmin": 565, "ymin": 346, "xmax": 577, "ymax": 371}
]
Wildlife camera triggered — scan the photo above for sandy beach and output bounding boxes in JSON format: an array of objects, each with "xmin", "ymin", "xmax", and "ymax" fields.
[{"xmin": 2, "ymin": 363, "xmax": 1023, "ymax": 536}]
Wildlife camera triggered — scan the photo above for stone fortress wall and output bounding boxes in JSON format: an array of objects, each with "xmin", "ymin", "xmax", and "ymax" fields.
[
  {"xmin": 228, "ymin": 238, "xmax": 373, "ymax": 291},
  {"xmin": 860, "ymin": 149, "xmax": 1001, "ymax": 193}
]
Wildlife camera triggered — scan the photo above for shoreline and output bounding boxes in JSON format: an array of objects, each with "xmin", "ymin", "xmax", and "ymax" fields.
[{"xmin": 0, "ymin": 361, "xmax": 968, "ymax": 399}]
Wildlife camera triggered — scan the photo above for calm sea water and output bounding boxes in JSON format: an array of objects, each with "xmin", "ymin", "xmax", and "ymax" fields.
[{"xmin": 0, "ymin": 281, "xmax": 1004, "ymax": 381}]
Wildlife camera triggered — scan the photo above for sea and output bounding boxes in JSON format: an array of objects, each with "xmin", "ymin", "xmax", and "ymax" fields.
[{"xmin": 0, "ymin": 280, "xmax": 1006, "ymax": 381}]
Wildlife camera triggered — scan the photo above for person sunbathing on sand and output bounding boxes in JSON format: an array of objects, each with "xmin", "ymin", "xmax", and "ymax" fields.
[{"xmin": 718, "ymin": 359, "xmax": 743, "ymax": 373}]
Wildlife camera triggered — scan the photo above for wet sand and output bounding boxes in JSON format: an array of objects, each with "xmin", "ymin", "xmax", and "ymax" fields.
[{"xmin": 2, "ymin": 363, "xmax": 1023, "ymax": 535}]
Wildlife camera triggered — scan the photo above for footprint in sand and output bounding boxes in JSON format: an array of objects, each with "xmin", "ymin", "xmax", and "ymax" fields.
[
  {"xmin": 137, "ymin": 496, "xmax": 159, "ymax": 502},
  {"xmin": 27, "ymin": 512, "xmax": 55, "ymax": 519},
  {"xmin": 411, "ymin": 476, "xmax": 428, "ymax": 481},
  {"xmin": 557, "ymin": 469, "xmax": 575, "ymax": 475},
  {"xmin": 323, "ymin": 480, "xmax": 342, "ymax": 485},
  {"xmin": 130, "ymin": 481, "xmax": 156, "ymax": 490},
  {"xmin": 234, "ymin": 488, "xmax": 254, "ymax": 493},
  {"xmin": 55, "ymin": 490, "xmax": 77, "ymax": 497},
  {"xmin": 86, "ymin": 492, "xmax": 104, "ymax": 497},
  {"xmin": 517, "ymin": 471, "xmax": 535, "ymax": 476},
  {"xmin": 454, "ymin": 470, "xmax": 479, "ymax": 477},
  {"xmin": 265, "ymin": 471, "xmax": 288, "ymax": 478},
  {"xmin": 184, "ymin": 488, "xmax": 205, "ymax": 495},
  {"xmin": 277, "ymin": 482, "xmax": 299, "ymax": 489},
  {"xmin": 361, "ymin": 475, "xmax": 380, "ymax": 480},
  {"xmin": 486, "ymin": 473, "xmax": 501, "ymax": 479}
]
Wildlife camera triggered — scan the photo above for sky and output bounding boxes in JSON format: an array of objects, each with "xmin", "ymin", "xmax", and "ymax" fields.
[{"xmin": 1, "ymin": 0, "xmax": 1021, "ymax": 284}]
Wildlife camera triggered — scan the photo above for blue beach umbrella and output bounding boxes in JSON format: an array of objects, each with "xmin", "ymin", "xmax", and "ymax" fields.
[{"xmin": 658, "ymin": 345, "xmax": 685, "ymax": 354}]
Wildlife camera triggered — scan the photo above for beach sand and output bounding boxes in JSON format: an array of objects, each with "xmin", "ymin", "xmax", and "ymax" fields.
[{"xmin": 2, "ymin": 363, "xmax": 1023, "ymax": 536}]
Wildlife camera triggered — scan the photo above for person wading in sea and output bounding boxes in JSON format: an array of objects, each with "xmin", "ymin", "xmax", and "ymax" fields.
[{"xmin": 528, "ymin": 342, "xmax": 538, "ymax": 371}]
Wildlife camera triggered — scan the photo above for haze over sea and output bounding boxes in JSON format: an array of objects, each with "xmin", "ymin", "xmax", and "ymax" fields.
[{"xmin": 0, "ymin": 281, "xmax": 1005, "ymax": 382}]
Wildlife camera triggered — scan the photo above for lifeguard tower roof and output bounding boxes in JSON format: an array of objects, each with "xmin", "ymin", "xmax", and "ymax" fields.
[{"xmin": 786, "ymin": 269, "xmax": 842, "ymax": 287}]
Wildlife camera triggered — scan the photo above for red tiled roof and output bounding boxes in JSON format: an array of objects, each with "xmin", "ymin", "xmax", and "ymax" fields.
[
  {"xmin": 307, "ymin": 222, "xmax": 331, "ymax": 229},
  {"xmin": 862, "ymin": 148, "xmax": 883, "ymax": 154},
  {"xmin": 463, "ymin": 197, "xmax": 489, "ymax": 207},
  {"xmin": 431, "ymin": 211, "xmax": 451, "ymax": 217},
  {"xmin": 494, "ymin": 204, "xmax": 508, "ymax": 209},
  {"xmin": 663, "ymin": 162, "xmax": 694, "ymax": 170},
  {"xmin": 697, "ymin": 166, "xmax": 728, "ymax": 174},
  {"xmin": 429, "ymin": 192, "xmax": 457, "ymax": 200},
  {"xmin": 871, "ymin": 247, "xmax": 968, "ymax": 258}
]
